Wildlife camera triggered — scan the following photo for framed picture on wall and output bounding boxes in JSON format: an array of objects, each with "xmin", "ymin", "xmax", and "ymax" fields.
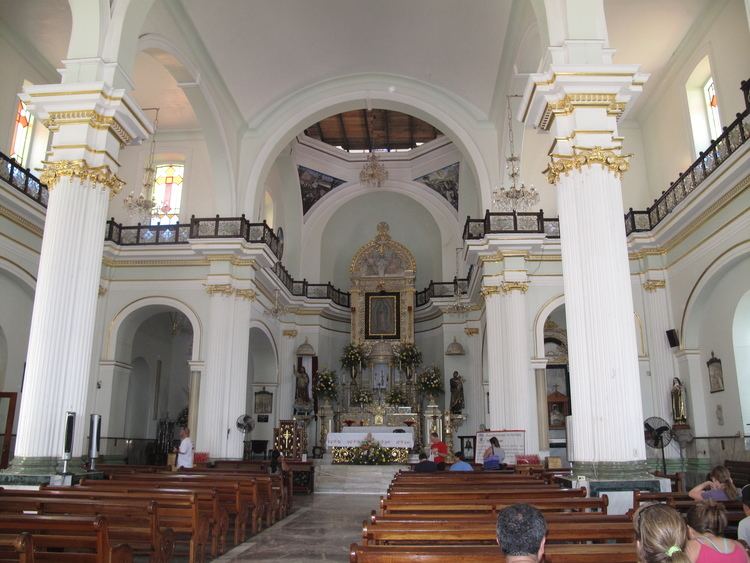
[
  {"xmin": 459, "ymin": 435, "xmax": 476, "ymax": 461},
  {"xmin": 254, "ymin": 388, "xmax": 273, "ymax": 414},
  {"xmin": 707, "ymin": 352, "xmax": 724, "ymax": 393},
  {"xmin": 365, "ymin": 291, "xmax": 400, "ymax": 340}
]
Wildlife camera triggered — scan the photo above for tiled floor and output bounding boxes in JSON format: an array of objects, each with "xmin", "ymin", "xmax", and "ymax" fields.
[{"xmin": 215, "ymin": 493, "xmax": 378, "ymax": 562}]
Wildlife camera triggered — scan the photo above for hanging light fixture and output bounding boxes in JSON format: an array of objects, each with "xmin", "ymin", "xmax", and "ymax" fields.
[
  {"xmin": 123, "ymin": 108, "xmax": 159, "ymax": 222},
  {"xmin": 264, "ymin": 288, "xmax": 294, "ymax": 319},
  {"xmin": 359, "ymin": 110, "xmax": 388, "ymax": 187},
  {"xmin": 446, "ymin": 248, "xmax": 472, "ymax": 314},
  {"xmin": 492, "ymin": 96, "xmax": 539, "ymax": 212}
]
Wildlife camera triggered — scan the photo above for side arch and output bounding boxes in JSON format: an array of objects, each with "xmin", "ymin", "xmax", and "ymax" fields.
[{"xmin": 533, "ymin": 294, "xmax": 565, "ymax": 359}]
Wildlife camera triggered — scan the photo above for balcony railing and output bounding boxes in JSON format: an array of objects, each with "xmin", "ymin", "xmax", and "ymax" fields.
[
  {"xmin": 0, "ymin": 152, "xmax": 48, "ymax": 207},
  {"xmin": 272, "ymin": 261, "xmax": 351, "ymax": 308},
  {"xmin": 463, "ymin": 210, "xmax": 560, "ymax": 240},
  {"xmin": 415, "ymin": 264, "xmax": 474, "ymax": 308}
]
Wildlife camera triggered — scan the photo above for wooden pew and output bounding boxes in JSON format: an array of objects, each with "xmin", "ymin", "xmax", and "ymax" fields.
[
  {"xmin": 0, "ymin": 514, "xmax": 133, "ymax": 563},
  {"xmin": 370, "ymin": 511, "xmax": 630, "ymax": 525},
  {"xmin": 74, "ymin": 481, "xmax": 227, "ymax": 557},
  {"xmin": 362, "ymin": 519, "xmax": 635, "ymax": 545},
  {"xmin": 107, "ymin": 472, "xmax": 261, "ymax": 542},
  {"xmin": 725, "ymin": 460, "xmax": 750, "ymax": 488},
  {"xmin": 379, "ymin": 495, "xmax": 609, "ymax": 516},
  {"xmin": 0, "ymin": 494, "xmax": 172, "ymax": 563},
  {"xmin": 36, "ymin": 487, "xmax": 209, "ymax": 562},
  {"xmin": 0, "ymin": 532, "xmax": 33, "ymax": 563},
  {"xmin": 349, "ymin": 542, "xmax": 638, "ymax": 562},
  {"xmin": 386, "ymin": 488, "xmax": 586, "ymax": 501}
]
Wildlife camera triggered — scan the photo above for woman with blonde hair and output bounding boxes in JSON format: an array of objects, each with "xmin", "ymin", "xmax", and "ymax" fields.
[
  {"xmin": 689, "ymin": 466, "xmax": 740, "ymax": 501},
  {"xmin": 634, "ymin": 503, "xmax": 691, "ymax": 562},
  {"xmin": 685, "ymin": 501, "xmax": 749, "ymax": 562}
]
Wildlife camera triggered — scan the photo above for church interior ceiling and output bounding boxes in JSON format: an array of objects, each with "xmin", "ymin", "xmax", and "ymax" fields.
[
  {"xmin": 297, "ymin": 165, "xmax": 346, "ymax": 214},
  {"xmin": 414, "ymin": 162, "xmax": 460, "ymax": 210}
]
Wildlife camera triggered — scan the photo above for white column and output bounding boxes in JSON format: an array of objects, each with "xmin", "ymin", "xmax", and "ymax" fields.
[
  {"xmin": 641, "ymin": 279, "xmax": 678, "ymax": 423},
  {"xmin": 225, "ymin": 294, "xmax": 252, "ymax": 458},
  {"xmin": 187, "ymin": 362, "xmax": 204, "ymax": 448},
  {"xmin": 534, "ymin": 364, "xmax": 550, "ymax": 454},
  {"xmin": 556, "ymin": 164, "xmax": 646, "ymax": 469},
  {"xmin": 467, "ymin": 325, "xmax": 485, "ymax": 434},
  {"xmin": 483, "ymin": 290, "xmax": 504, "ymax": 430},
  {"xmin": 12, "ymin": 85, "xmax": 150, "ymax": 470}
]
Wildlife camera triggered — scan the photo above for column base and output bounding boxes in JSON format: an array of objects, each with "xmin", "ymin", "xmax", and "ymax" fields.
[{"xmin": 0, "ymin": 456, "xmax": 104, "ymax": 486}]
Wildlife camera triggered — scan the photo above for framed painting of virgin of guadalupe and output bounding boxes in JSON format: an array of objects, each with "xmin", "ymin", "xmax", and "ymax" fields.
[{"xmin": 365, "ymin": 292, "xmax": 400, "ymax": 340}]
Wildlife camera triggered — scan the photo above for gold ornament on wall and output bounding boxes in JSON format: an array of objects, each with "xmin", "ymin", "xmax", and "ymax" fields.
[{"xmin": 544, "ymin": 146, "xmax": 632, "ymax": 185}]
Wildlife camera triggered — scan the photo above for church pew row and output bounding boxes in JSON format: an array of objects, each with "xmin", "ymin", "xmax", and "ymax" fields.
[
  {"xmin": 370, "ymin": 510, "xmax": 630, "ymax": 525},
  {"xmin": 349, "ymin": 543, "xmax": 638, "ymax": 562},
  {"xmin": 362, "ymin": 519, "xmax": 635, "ymax": 545},
  {"xmin": 379, "ymin": 495, "xmax": 608, "ymax": 515},
  {"xmin": 72, "ymin": 482, "xmax": 228, "ymax": 556},
  {"xmin": 37, "ymin": 487, "xmax": 211, "ymax": 561},
  {"xmin": 106, "ymin": 472, "xmax": 264, "ymax": 541},
  {"xmin": 725, "ymin": 460, "xmax": 750, "ymax": 488},
  {"xmin": 97, "ymin": 463, "xmax": 170, "ymax": 474},
  {"xmin": 0, "ymin": 495, "xmax": 172, "ymax": 563},
  {"xmin": 0, "ymin": 514, "xmax": 134, "ymax": 563},
  {"xmin": 386, "ymin": 488, "xmax": 586, "ymax": 501},
  {"xmin": 0, "ymin": 533, "xmax": 32, "ymax": 563}
]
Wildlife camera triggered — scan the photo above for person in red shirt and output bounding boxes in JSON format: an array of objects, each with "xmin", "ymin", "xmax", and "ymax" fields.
[{"xmin": 429, "ymin": 432, "xmax": 448, "ymax": 464}]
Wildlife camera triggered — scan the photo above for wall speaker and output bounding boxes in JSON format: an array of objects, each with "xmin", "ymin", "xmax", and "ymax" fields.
[
  {"xmin": 62, "ymin": 411, "xmax": 75, "ymax": 460},
  {"xmin": 666, "ymin": 329, "xmax": 680, "ymax": 348}
]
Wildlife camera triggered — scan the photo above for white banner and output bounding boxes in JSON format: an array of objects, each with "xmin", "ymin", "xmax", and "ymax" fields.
[
  {"xmin": 326, "ymin": 432, "xmax": 413, "ymax": 449},
  {"xmin": 475, "ymin": 430, "xmax": 525, "ymax": 465}
]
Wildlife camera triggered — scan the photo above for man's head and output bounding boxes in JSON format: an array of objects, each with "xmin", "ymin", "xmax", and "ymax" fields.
[
  {"xmin": 429, "ymin": 432, "xmax": 439, "ymax": 444},
  {"xmin": 454, "ymin": 451, "xmax": 464, "ymax": 461},
  {"xmin": 496, "ymin": 504, "xmax": 546, "ymax": 561},
  {"xmin": 180, "ymin": 427, "xmax": 190, "ymax": 439}
]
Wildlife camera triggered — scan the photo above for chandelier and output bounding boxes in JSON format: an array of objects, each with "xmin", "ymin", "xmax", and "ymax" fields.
[
  {"xmin": 491, "ymin": 96, "xmax": 539, "ymax": 212},
  {"xmin": 360, "ymin": 152, "xmax": 388, "ymax": 187},
  {"xmin": 123, "ymin": 108, "xmax": 159, "ymax": 222},
  {"xmin": 445, "ymin": 248, "xmax": 472, "ymax": 314},
  {"xmin": 264, "ymin": 288, "xmax": 294, "ymax": 319}
]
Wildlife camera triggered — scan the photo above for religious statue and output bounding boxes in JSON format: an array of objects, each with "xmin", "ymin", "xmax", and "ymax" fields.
[
  {"xmin": 671, "ymin": 377, "xmax": 688, "ymax": 424},
  {"xmin": 294, "ymin": 366, "xmax": 311, "ymax": 406},
  {"xmin": 449, "ymin": 371, "xmax": 465, "ymax": 414}
]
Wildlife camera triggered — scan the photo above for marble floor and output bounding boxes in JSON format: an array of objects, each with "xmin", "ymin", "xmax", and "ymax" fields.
[{"xmin": 215, "ymin": 493, "xmax": 378, "ymax": 562}]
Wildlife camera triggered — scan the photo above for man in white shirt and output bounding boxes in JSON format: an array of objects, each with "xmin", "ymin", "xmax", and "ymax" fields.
[
  {"xmin": 175, "ymin": 427, "xmax": 194, "ymax": 469},
  {"xmin": 739, "ymin": 485, "xmax": 750, "ymax": 546}
]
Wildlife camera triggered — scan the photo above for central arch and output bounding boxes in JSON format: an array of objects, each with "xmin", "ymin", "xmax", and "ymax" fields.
[{"xmin": 243, "ymin": 73, "xmax": 497, "ymax": 218}]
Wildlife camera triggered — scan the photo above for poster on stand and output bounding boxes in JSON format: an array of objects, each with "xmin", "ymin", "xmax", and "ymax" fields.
[{"xmin": 474, "ymin": 430, "xmax": 525, "ymax": 465}]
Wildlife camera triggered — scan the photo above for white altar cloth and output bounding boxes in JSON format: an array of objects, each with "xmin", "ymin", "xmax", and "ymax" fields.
[
  {"xmin": 341, "ymin": 426, "xmax": 413, "ymax": 435},
  {"xmin": 326, "ymin": 432, "xmax": 413, "ymax": 449}
]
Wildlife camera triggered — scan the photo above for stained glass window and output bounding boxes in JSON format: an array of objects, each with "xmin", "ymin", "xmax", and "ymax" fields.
[
  {"xmin": 704, "ymin": 78, "xmax": 721, "ymax": 141},
  {"xmin": 9, "ymin": 99, "xmax": 33, "ymax": 165},
  {"xmin": 151, "ymin": 164, "xmax": 184, "ymax": 225}
]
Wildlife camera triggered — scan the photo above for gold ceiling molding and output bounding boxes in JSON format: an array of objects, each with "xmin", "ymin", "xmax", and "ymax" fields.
[
  {"xmin": 43, "ymin": 110, "xmax": 132, "ymax": 145},
  {"xmin": 642, "ymin": 280, "xmax": 666, "ymax": 292},
  {"xmin": 282, "ymin": 329, "xmax": 298, "ymax": 338},
  {"xmin": 0, "ymin": 205, "xmax": 43, "ymax": 237},
  {"xmin": 480, "ymin": 285, "xmax": 503, "ymax": 298},
  {"xmin": 101, "ymin": 257, "xmax": 210, "ymax": 268},
  {"xmin": 39, "ymin": 159, "xmax": 124, "ymax": 196},
  {"xmin": 538, "ymin": 94, "xmax": 625, "ymax": 131},
  {"xmin": 544, "ymin": 146, "xmax": 632, "ymax": 185},
  {"xmin": 464, "ymin": 327, "xmax": 479, "ymax": 336},
  {"xmin": 479, "ymin": 250, "xmax": 529, "ymax": 264},
  {"xmin": 51, "ymin": 144, "xmax": 120, "ymax": 168}
]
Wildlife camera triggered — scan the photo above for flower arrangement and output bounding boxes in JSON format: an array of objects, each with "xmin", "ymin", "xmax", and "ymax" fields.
[
  {"xmin": 348, "ymin": 434, "xmax": 393, "ymax": 465},
  {"xmin": 416, "ymin": 365, "xmax": 443, "ymax": 393},
  {"xmin": 313, "ymin": 369, "xmax": 338, "ymax": 400},
  {"xmin": 392, "ymin": 342, "xmax": 422, "ymax": 370},
  {"xmin": 351, "ymin": 386, "xmax": 373, "ymax": 407},
  {"xmin": 385, "ymin": 387, "xmax": 409, "ymax": 407},
  {"xmin": 194, "ymin": 452, "xmax": 209, "ymax": 464},
  {"xmin": 340, "ymin": 343, "xmax": 370, "ymax": 370}
]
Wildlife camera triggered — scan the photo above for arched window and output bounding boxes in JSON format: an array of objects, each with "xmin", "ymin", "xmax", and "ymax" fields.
[
  {"xmin": 151, "ymin": 164, "xmax": 184, "ymax": 225},
  {"xmin": 9, "ymin": 99, "xmax": 33, "ymax": 165},
  {"xmin": 685, "ymin": 56, "xmax": 722, "ymax": 156}
]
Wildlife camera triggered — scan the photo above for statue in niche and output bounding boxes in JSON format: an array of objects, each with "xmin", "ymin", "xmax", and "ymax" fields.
[
  {"xmin": 671, "ymin": 377, "xmax": 688, "ymax": 424},
  {"xmin": 294, "ymin": 366, "xmax": 311, "ymax": 406},
  {"xmin": 449, "ymin": 371, "xmax": 465, "ymax": 414}
]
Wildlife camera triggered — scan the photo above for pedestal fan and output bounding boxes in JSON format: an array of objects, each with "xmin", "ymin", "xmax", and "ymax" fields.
[{"xmin": 644, "ymin": 416, "xmax": 673, "ymax": 476}]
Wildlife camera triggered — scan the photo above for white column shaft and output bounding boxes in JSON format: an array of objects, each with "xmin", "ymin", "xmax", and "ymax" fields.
[
  {"xmin": 15, "ymin": 179, "xmax": 108, "ymax": 458},
  {"xmin": 643, "ymin": 287, "xmax": 677, "ymax": 422},
  {"xmin": 557, "ymin": 165, "xmax": 645, "ymax": 462},
  {"xmin": 276, "ymin": 332, "xmax": 297, "ymax": 421},
  {"xmin": 224, "ymin": 299, "xmax": 251, "ymax": 458},
  {"xmin": 485, "ymin": 295, "xmax": 504, "ymax": 430},
  {"xmin": 187, "ymin": 371, "xmax": 201, "ymax": 444}
]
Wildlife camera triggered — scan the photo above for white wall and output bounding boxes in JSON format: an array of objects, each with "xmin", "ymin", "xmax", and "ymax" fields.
[
  {"xmin": 734, "ymin": 291, "xmax": 750, "ymax": 432},
  {"xmin": 0, "ymin": 270, "xmax": 33, "ymax": 395}
]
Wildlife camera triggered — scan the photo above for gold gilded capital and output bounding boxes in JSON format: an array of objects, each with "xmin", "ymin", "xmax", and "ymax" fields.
[
  {"xmin": 234, "ymin": 288, "xmax": 257, "ymax": 301},
  {"xmin": 40, "ymin": 159, "xmax": 125, "ymax": 195},
  {"xmin": 539, "ymin": 93, "xmax": 626, "ymax": 130},
  {"xmin": 481, "ymin": 286, "xmax": 503, "ymax": 298},
  {"xmin": 501, "ymin": 281, "xmax": 529, "ymax": 293},
  {"xmin": 282, "ymin": 329, "xmax": 298, "ymax": 338},
  {"xmin": 544, "ymin": 146, "xmax": 632, "ymax": 185},
  {"xmin": 642, "ymin": 280, "xmax": 666, "ymax": 292},
  {"xmin": 205, "ymin": 283, "xmax": 234, "ymax": 296},
  {"xmin": 464, "ymin": 327, "xmax": 479, "ymax": 336}
]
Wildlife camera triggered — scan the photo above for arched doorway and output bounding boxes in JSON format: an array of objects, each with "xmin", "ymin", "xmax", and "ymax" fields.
[
  {"xmin": 105, "ymin": 306, "xmax": 194, "ymax": 464},
  {"xmin": 542, "ymin": 304, "xmax": 570, "ymax": 465},
  {"xmin": 733, "ymin": 290, "xmax": 750, "ymax": 432},
  {"xmin": 245, "ymin": 325, "xmax": 279, "ymax": 459}
]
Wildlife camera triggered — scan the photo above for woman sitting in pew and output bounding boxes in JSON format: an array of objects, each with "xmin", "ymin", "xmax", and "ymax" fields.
[
  {"xmin": 685, "ymin": 501, "xmax": 750, "ymax": 562},
  {"xmin": 690, "ymin": 466, "xmax": 741, "ymax": 502},
  {"xmin": 634, "ymin": 503, "xmax": 691, "ymax": 562}
]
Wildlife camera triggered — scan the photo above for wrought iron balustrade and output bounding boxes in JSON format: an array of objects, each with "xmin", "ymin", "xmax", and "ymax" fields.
[
  {"xmin": 0, "ymin": 152, "xmax": 48, "ymax": 208},
  {"xmin": 415, "ymin": 264, "xmax": 474, "ymax": 308},
  {"xmin": 463, "ymin": 210, "xmax": 560, "ymax": 240}
]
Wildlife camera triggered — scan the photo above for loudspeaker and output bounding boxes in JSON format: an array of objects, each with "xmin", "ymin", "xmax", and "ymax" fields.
[
  {"xmin": 666, "ymin": 329, "xmax": 680, "ymax": 348},
  {"xmin": 62, "ymin": 411, "xmax": 75, "ymax": 461},
  {"xmin": 88, "ymin": 414, "xmax": 101, "ymax": 470}
]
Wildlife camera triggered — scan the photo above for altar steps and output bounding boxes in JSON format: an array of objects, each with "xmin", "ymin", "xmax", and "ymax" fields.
[{"xmin": 314, "ymin": 461, "xmax": 408, "ymax": 494}]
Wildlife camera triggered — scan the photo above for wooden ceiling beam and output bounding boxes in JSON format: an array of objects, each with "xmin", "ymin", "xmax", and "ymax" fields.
[
  {"xmin": 363, "ymin": 109, "xmax": 373, "ymax": 151},
  {"xmin": 384, "ymin": 110, "xmax": 391, "ymax": 152},
  {"xmin": 317, "ymin": 123, "xmax": 327, "ymax": 144},
  {"xmin": 408, "ymin": 115, "xmax": 415, "ymax": 148},
  {"xmin": 337, "ymin": 113, "xmax": 350, "ymax": 151}
]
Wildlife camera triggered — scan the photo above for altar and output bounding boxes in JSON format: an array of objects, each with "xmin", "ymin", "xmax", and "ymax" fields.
[{"xmin": 326, "ymin": 432, "xmax": 413, "ymax": 449}]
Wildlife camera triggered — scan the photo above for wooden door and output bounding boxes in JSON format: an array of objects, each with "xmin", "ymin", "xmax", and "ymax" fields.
[{"xmin": 0, "ymin": 392, "xmax": 17, "ymax": 468}]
